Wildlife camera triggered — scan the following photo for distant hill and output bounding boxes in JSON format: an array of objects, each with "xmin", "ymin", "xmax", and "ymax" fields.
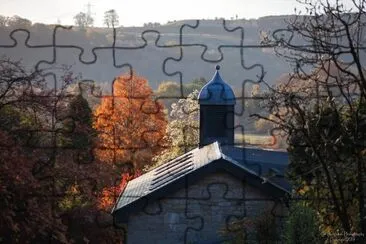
[{"xmin": 0, "ymin": 16, "xmax": 297, "ymax": 92}]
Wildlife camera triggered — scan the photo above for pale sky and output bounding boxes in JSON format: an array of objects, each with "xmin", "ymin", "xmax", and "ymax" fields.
[{"xmin": 0, "ymin": 0, "xmax": 357, "ymax": 27}]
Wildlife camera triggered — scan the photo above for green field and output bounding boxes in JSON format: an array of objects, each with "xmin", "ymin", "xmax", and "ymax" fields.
[{"xmin": 235, "ymin": 133, "xmax": 274, "ymax": 145}]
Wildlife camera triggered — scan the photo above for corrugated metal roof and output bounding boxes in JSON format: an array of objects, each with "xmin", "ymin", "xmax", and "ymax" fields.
[
  {"xmin": 221, "ymin": 146, "xmax": 291, "ymax": 191},
  {"xmin": 115, "ymin": 142, "xmax": 222, "ymax": 210},
  {"xmin": 113, "ymin": 142, "xmax": 291, "ymax": 214}
]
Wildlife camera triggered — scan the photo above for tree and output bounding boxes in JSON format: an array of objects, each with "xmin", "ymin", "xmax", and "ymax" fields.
[
  {"xmin": 155, "ymin": 81, "xmax": 181, "ymax": 112},
  {"xmin": 0, "ymin": 58, "xmax": 125, "ymax": 243},
  {"xmin": 283, "ymin": 203, "xmax": 322, "ymax": 244},
  {"xmin": 60, "ymin": 92, "xmax": 96, "ymax": 166},
  {"xmin": 150, "ymin": 90, "xmax": 199, "ymax": 170},
  {"xmin": 254, "ymin": 0, "xmax": 366, "ymax": 238},
  {"xmin": 184, "ymin": 77, "xmax": 207, "ymax": 95},
  {"xmin": 0, "ymin": 15, "xmax": 8, "ymax": 27},
  {"xmin": 73, "ymin": 12, "xmax": 93, "ymax": 29},
  {"xmin": 103, "ymin": 9, "xmax": 119, "ymax": 28},
  {"xmin": 7, "ymin": 15, "xmax": 31, "ymax": 28},
  {"xmin": 93, "ymin": 72, "xmax": 167, "ymax": 171},
  {"xmin": 0, "ymin": 130, "xmax": 60, "ymax": 243},
  {"xmin": 155, "ymin": 78, "xmax": 207, "ymax": 114}
]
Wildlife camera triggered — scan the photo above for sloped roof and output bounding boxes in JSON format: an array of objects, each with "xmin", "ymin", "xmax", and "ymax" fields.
[
  {"xmin": 114, "ymin": 142, "xmax": 222, "ymax": 211},
  {"xmin": 112, "ymin": 142, "xmax": 290, "ymax": 221}
]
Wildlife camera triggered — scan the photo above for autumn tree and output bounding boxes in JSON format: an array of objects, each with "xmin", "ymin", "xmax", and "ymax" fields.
[
  {"xmin": 103, "ymin": 9, "xmax": 119, "ymax": 28},
  {"xmin": 0, "ymin": 58, "xmax": 126, "ymax": 243},
  {"xmin": 255, "ymin": 0, "xmax": 366, "ymax": 238},
  {"xmin": 94, "ymin": 72, "xmax": 167, "ymax": 171}
]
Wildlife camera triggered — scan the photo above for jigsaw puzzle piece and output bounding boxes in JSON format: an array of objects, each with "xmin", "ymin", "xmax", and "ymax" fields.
[
  {"xmin": 184, "ymin": 172, "xmax": 246, "ymax": 243},
  {"xmin": 0, "ymin": 29, "xmax": 54, "ymax": 70},
  {"xmin": 123, "ymin": 187, "xmax": 202, "ymax": 244},
  {"xmin": 52, "ymin": 25, "xmax": 102, "ymax": 64},
  {"xmin": 179, "ymin": 19, "xmax": 245, "ymax": 62},
  {"xmin": 165, "ymin": 46, "xmax": 262, "ymax": 93},
  {"xmin": 164, "ymin": 46, "xmax": 267, "ymax": 149},
  {"xmin": 113, "ymin": 31, "xmax": 181, "ymax": 90},
  {"xmin": 37, "ymin": 47, "xmax": 132, "ymax": 91}
]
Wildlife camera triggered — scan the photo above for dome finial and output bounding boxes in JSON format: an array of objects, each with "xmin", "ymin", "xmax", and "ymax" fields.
[{"xmin": 198, "ymin": 65, "xmax": 235, "ymax": 105}]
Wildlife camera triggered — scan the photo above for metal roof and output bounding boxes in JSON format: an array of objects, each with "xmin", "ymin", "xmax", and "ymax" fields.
[
  {"xmin": 112, "ymin": 142, "xmax": 291, "ymax": 220},
  {"xmin": 114, "ymin": 142, "xmax": 222, "ymax": 211},
  {"xmin": 198, "ymin": 65, "xmax": 236, "ymax": 105}
]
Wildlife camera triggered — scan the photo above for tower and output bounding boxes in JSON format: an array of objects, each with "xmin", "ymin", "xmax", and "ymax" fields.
[{"xmin": 198, "ymin": 65, "xmax": 236, "ymax": 147}]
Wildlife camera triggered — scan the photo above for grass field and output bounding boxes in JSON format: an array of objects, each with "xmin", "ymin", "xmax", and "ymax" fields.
[{"xmin": 235, "ymin": 133, "xmax": 275, "ymax": 146}]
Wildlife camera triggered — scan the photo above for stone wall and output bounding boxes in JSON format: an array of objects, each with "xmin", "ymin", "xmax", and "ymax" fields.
[{"xmin": 126, "ymin": 170, "xmax": 287, "ymax": 244}]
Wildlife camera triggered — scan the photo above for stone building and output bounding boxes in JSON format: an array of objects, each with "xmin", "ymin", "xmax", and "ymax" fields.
[{"xmin": 112, "ymin": 66, "xmax": 291, "ymax": 243}]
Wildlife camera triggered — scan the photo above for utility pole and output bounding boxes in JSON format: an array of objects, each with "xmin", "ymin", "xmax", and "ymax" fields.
[{"xmin": 85, "ymin": 2, "xmax": 96, "ymax": 26}]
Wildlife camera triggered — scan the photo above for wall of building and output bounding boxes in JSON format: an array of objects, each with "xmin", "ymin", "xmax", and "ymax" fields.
[{"xmin": 126, "ymin": 171, "xmax": 287, "ymax": 244}]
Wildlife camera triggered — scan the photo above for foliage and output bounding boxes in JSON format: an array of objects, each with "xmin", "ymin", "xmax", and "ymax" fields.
[
  {"xmin": 0, "ymin": 58, "xmax": 127, "ymax": 243},
  {"xmin": 283, "ymin": 203, "xmax": 322, "ymax": 244},
  {"xmin": 155, "ymin": 80, "xmax": 182, "ymax": 111},
  {"xmin": 253, "ymin": 0, "xmax": 366, "ymax": 238},
  {"xmin": 0, "ymin": 104, "xmax": 42, "ymax": 147},
  {"xmin": 104, "ymin": 9, "xmax": 119, "ymax": 28},
  {"xmin": 155, "ymin": 78, "xmax": 207, "ymax": 113},
  {"xmin": 220, "ymin": 209, "xmax": 280, "ymax": 243},
  {"xmin": 94, "ymin": 72, "xmax": 168, "ymax": 171},
  {"xmin": 73, "ymin": 12, "xmax": 94, "ymax": 29},
  {"xmin": 0, "ymin": 59, "xmax": 44, "ymax": 109},
  {"xmin": 98, "ymin": 170, "xmax": 141, "ymax": 210},
  {"xmin": 184, "ymin": 77, "xmax": 207, "ymax": 95},
  {"xmin": 60, "ymin": 94, "xmax": 95, "ymax": 150},
  {"xmin": 0, "ymin": 130, "xmax": 58, "ymax": 243},
  {"xmin": 149, "ymin": 90, "xmax": 199, "ymax": 171}
]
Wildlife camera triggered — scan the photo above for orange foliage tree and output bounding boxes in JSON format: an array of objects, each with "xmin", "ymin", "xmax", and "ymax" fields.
[{"xmin": 93, "ymin": 72, "xmax": 167, "ymax": 171}]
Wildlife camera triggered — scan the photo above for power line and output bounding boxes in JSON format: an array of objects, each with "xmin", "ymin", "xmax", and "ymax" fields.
[{"xmin": 85, "ymin": 2, "xmax": 96, "ymax": 19}]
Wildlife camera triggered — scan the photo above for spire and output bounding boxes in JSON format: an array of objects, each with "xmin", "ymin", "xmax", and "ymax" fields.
[
  {"xmin": 198, "ymin": 66, "xmax": 235, "ymax": 147},
  {"xmin": 198, "ymin": 65, "xmax": 236, "ymax": 105}
]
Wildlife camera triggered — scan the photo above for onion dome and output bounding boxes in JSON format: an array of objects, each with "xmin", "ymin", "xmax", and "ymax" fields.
[{"xmin": 198, "ymin": 65, "xmax": 236, "ymax": 105}]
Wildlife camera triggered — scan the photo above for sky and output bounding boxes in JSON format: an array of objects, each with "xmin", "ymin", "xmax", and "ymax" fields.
[{"xmin": 0, "ymin": 0, "xmax": 357, "ymax": 27}]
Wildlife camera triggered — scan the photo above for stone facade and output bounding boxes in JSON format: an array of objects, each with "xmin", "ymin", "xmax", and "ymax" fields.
[{"xmin": 126, "ymin": 171, "xmax": 287, "ymax": 244}]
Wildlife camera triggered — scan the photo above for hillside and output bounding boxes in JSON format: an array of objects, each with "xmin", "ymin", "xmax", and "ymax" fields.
[{"xmin": 0, "ymin": 16, "xmax": 296, "ymax": 92}]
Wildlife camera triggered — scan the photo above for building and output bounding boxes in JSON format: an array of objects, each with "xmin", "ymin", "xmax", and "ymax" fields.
[{"xmin": 112, "ymin": 66, "xmax": 291, "ymax": 243}]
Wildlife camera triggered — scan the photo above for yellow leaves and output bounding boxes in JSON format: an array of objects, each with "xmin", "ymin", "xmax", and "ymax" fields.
[
  {"xmin": 69, "ymin": 184, "xmax": 80, "ymax": 194},
  {"xmin": 323, "ymin": 225, "xmax": 333, "ymax": 235},
  {"xmin": 297, "ymin": 184, "xmax": 310, "ymax": 195},
  {"xmin": 58, "ymin": 184, "xmax": 84, "ymax": 211}
]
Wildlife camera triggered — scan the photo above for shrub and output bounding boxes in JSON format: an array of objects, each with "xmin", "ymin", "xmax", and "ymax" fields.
[{"xmin": 283, "ymin": 203, "xmax": 322, "ymax": 244}]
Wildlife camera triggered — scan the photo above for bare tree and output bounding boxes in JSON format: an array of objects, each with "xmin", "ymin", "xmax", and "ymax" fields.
[
  {"xmin": 103, "ymin": 9, "xmax": 119, "ymax": 28},
  {"xmin": 73, "ymin": 12, "xmax": 94, "ymax": 29},
  {"xmin": 0, "ymin": 15, "xmax": 8, "ymax": 27},
  {"xmin": 254, "ymin": 0, "xmax": 366, "ymax": 238},
  {"xmin": 6, "ymin": 15, "xmax": 31, "ymax": 28},
  {"xmin": 0, "ymin": 58, "xmax": 45, "ymax": 110}
]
